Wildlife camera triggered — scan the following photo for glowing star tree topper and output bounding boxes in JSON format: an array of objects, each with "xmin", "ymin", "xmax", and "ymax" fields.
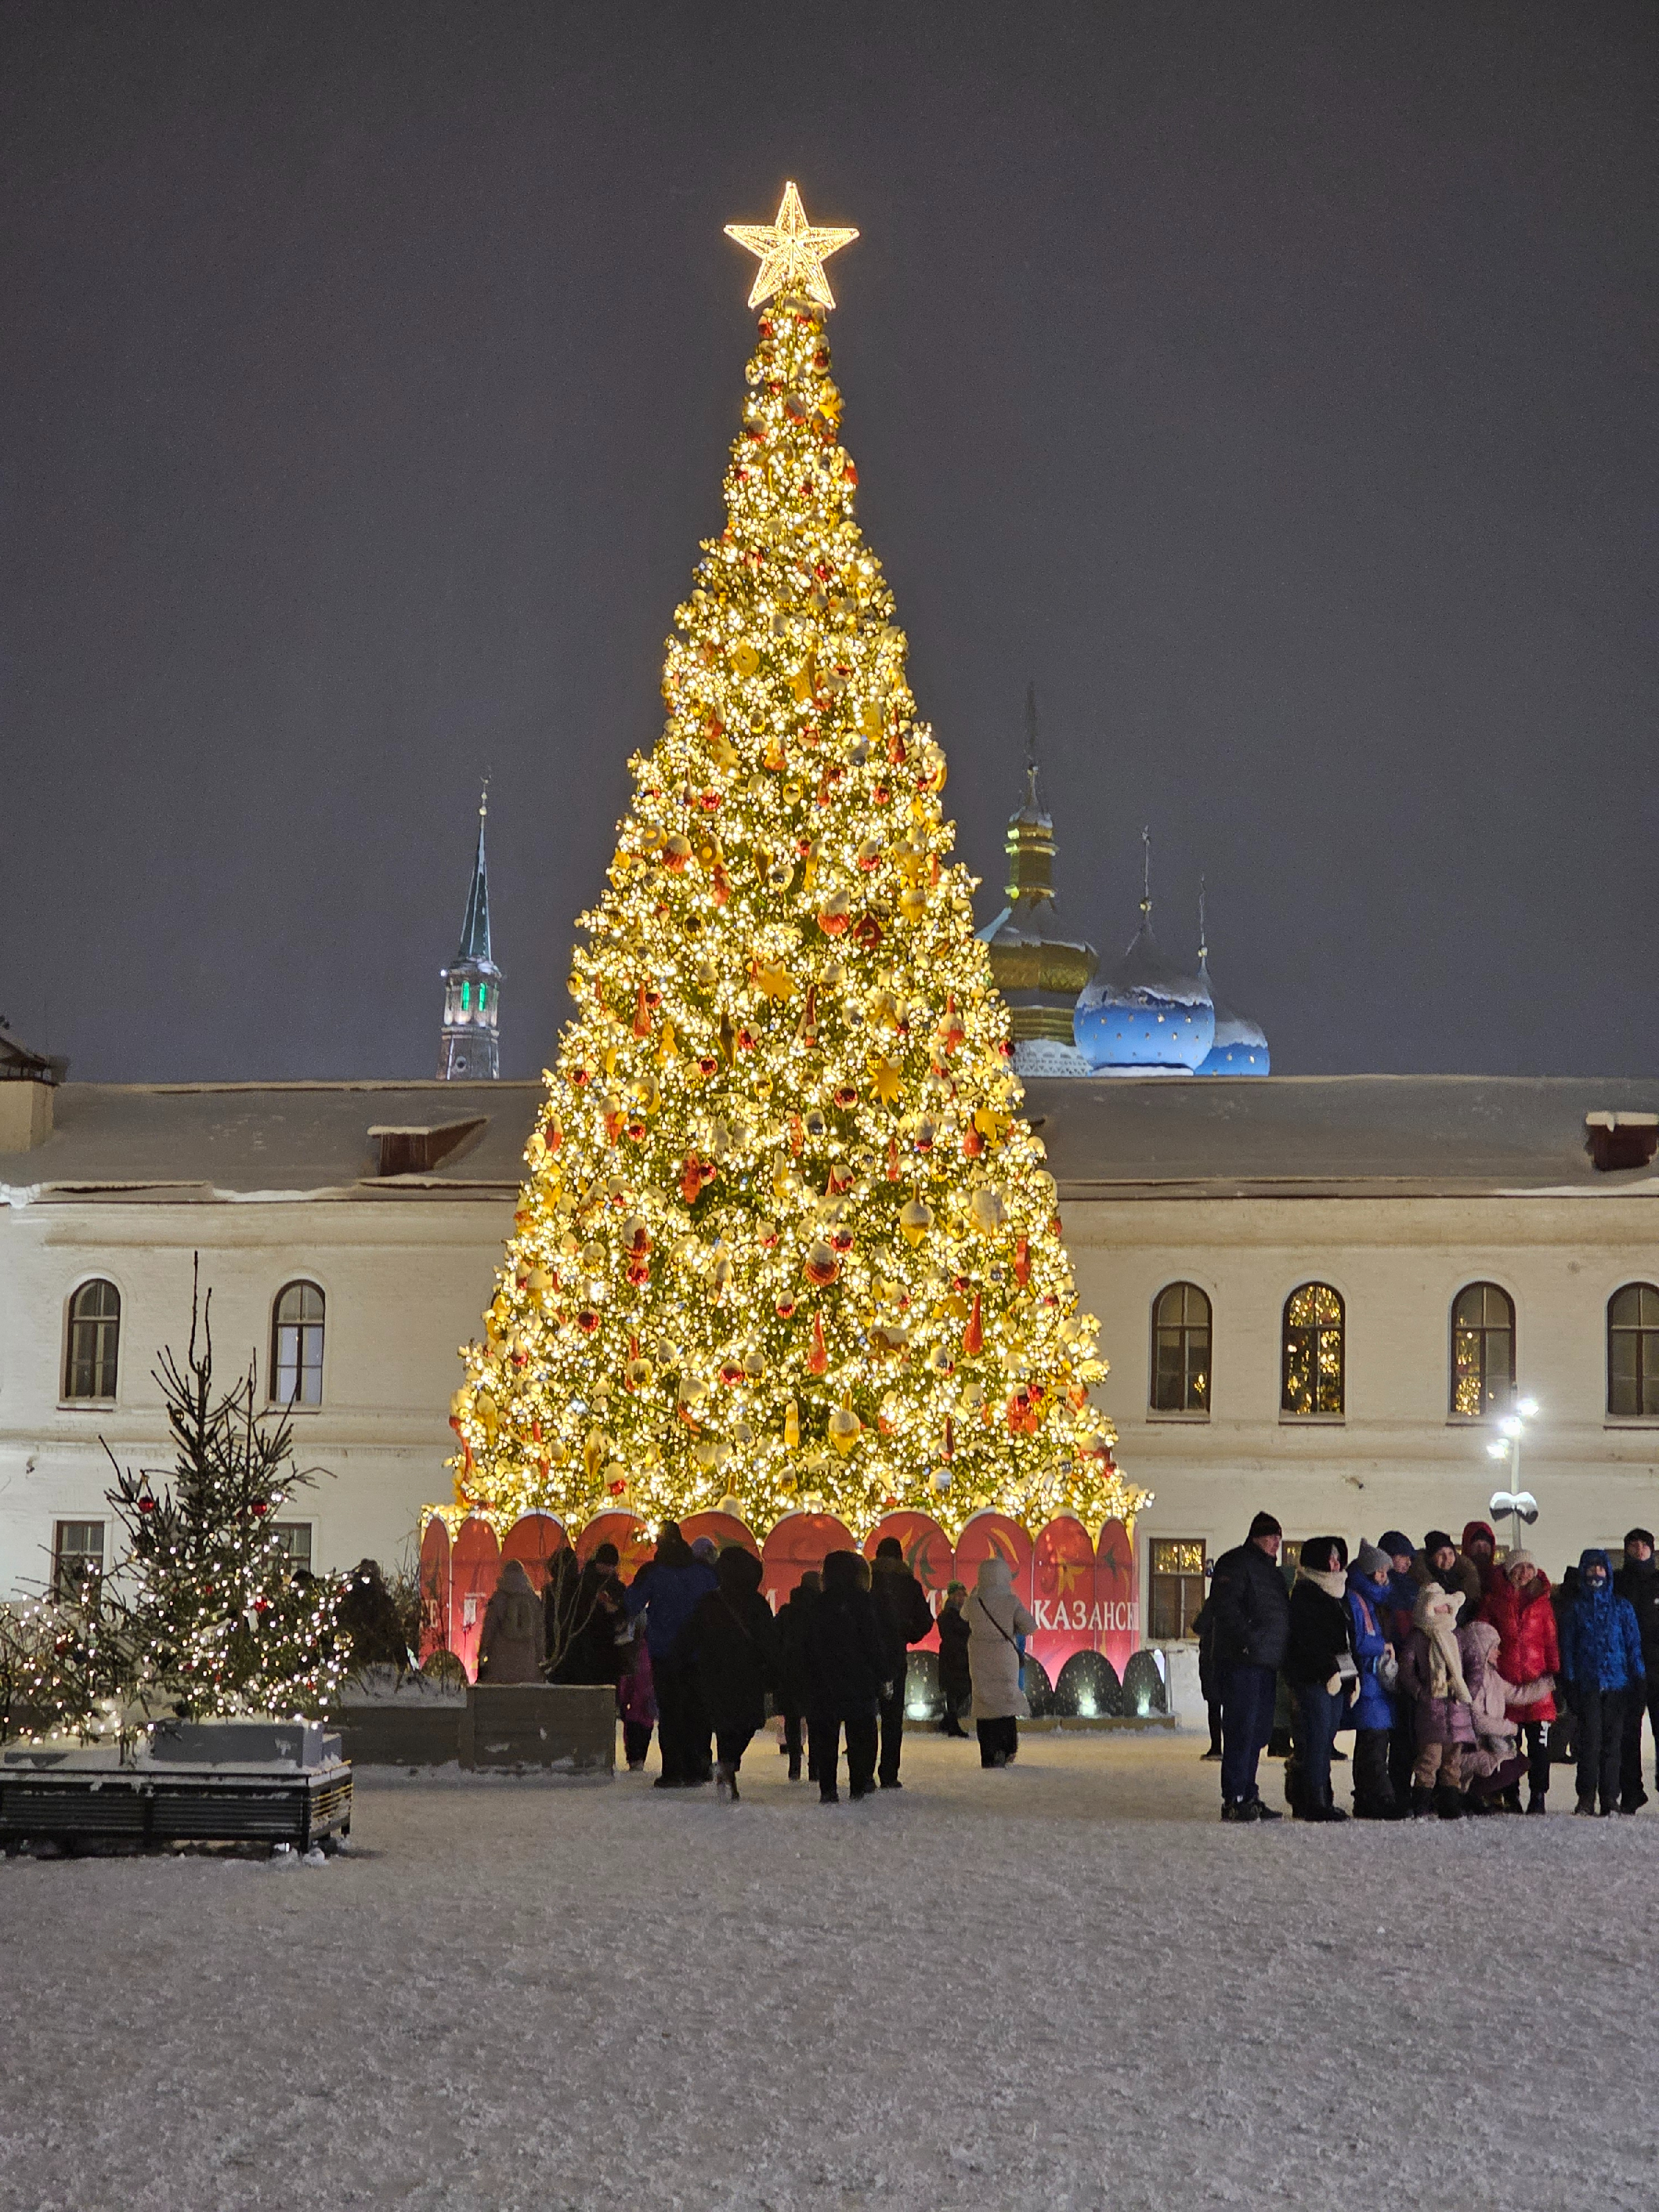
[{"xmin": 449, "ymin": 192, "xmax": 1143, "ymax": 1544}]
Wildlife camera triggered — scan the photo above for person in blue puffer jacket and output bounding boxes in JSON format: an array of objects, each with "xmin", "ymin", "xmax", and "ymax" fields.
[
  {"xmin": 625, "ymin": 1522, "xmax": 718, "ymax": 1789},
  {"xmin": 1346, "ymin": 1541, "xmax": 1403, "ymax": 1819},
  {"xmin": 1560, "ymin": 1548, "xmax": 1646, "ymax": 1817}
]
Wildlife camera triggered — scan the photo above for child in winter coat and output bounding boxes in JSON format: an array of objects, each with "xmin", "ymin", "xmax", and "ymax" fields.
[
  {"xmin": 1478, "ymin": 1552, "xmax": 1559, "ymax": 1812},
  {"xmin": 1460, "ymin": 1618, "xmax": 1525, "ymax": 1812},
  {"xmin": 1344, "ymin": 1543, "xmax": 1401, "ymax": 1818},
  {"xmin": 1398, "ymin": 1582, "xmax": 1479, "ymax": 1818},
  {"xmin": 617, "ymin": 1630, "xmax": 657, "ymax": 1771},
  {"xmin": 1561, "ymin": 1548, "xmax": 1647, "ymax": 1816}
]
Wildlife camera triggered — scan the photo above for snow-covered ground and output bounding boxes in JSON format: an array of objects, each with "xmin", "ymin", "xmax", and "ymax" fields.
[{"xmin": 3, "ymin": 1727, "xmax": 1658, "ymax": 2211}]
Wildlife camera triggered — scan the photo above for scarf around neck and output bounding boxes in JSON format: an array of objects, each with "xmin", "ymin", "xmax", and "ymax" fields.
[{"xmin": 1296, "ymin": 1564, "xmax": 1347, "ymax": 1602}]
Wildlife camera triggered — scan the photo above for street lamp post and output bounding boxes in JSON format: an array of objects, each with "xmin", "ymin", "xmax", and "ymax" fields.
[{"xmin": 1487, "ymin": 1396, "xmax": 1540, "ymax": 1553}]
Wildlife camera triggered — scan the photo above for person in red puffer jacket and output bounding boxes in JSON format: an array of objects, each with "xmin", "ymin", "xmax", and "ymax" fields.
[{"xmin": 1479, "ymin": 1551, "xmax": 1560, "ymax": 1813}]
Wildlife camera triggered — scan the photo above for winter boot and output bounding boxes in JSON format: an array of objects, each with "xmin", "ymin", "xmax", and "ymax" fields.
[
  {"xmin": 1622, "ymin": 1788, "xmax": 1649, "ymax": 1815},
  {"xmin": 1410, "ymin": 1785, "xmax": 1435, "ymax": 1819},
  {"xmin": 1432, "ymin": 1784, "xmax": 1463, "ymax": 1820},
  {"xmin": 1526, "ymin": 1793, "xmax": 1548, "ymax": 1814},
  {"xmin": 1574, "ymin": 1797, "xmax": 1597, "ymax": 1815},
  {"xmin": 787, "ymin": 1754, "xmax": 802, "ymax": 1782},
  {"xmin": 715, "ymin": 1761, "xmax": 735, "ymax": 1801},
  {"xmin": 1501, "ymin": 1784, "xmax": 1523, "ymax": 1813}
]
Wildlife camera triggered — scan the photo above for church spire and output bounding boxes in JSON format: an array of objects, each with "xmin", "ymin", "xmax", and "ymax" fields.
[{"xmin": 438, "ymin": 784, "xmax": 502, "ymax": 1080}]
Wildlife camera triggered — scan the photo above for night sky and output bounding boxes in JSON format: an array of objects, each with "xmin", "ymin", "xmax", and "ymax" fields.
[{"xmin": 3, "ymin": 2, "xmax": 1655, "ymax": 1083}]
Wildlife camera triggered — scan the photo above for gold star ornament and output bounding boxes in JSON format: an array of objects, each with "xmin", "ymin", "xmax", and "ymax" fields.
[{"xmin": 725, "ymin": 182, "xmax": 859, "ymax": 311}]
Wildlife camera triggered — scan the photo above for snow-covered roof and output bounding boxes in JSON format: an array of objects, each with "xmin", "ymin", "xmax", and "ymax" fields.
[
  {"xmin": 1024, "ymin": 1074, "xmax": 1659, "ymax": 1197},
  {"xmin": 0, "ymin": 1081, "xmax": 538, "ymax": 1205},
  {"xmin": 3, "ymin": 1074, "xmax": 1657, "ymax": 1208}
]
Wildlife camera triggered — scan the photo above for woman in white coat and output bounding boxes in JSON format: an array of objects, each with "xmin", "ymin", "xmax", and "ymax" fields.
[{"xmin": 966, "ymin": 1555, "xmax": 1037, "ymax": 1768}]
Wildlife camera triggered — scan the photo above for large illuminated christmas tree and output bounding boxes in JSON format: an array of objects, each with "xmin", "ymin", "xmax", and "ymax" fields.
[{"xmin": 450, "ymin": 185, "xmax": 1140, "ymax": 1541}]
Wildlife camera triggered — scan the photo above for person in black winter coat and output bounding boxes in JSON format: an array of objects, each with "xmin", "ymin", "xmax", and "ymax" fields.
[
  {"xmin": 339, "ymin": 1559, "xmax": 410, "ymax": 1671},
  {"xmin": 775, "ymin": 1571, "xmax": 821, "ymax": 1781},
  {"xmin": 869, "ymin": 1537, "xmax": 936, "ymax": 1788},
  {"xmin": 805, "ymin": 1548, "xmax": 887, "ymax": 1803},
  {"xmin": 1283, "ymin": 1537, "xmax": 1354, "ymax": 1821},
  {"xmin": 682, "ymin": 1546, "xmax": 778, "ymax": 1801},
  {"xmin": 541, "ymin": 1546, "xmax": 583, "ymax": 1680},
  {"xmin": 551, "ymin": 1544, "xmax": 627, "ymax": 1685},
  {"xmin": 935, "ymin": 1582, "xmax": 972, "ymax": 1737},
  {"xmin": 1208, "ymin": 1510, "xmax": 1291, "ymax": 1822},
  {"xmin": 1615, "ymin": 1528, "xmax": 1659, "ymax": 1811}
]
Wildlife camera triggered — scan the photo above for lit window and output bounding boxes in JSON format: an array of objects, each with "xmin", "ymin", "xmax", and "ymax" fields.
[
  {"xmin": 1151, "ymin": 1282, "xmax": 1211, "ymax": 1413},
  {"xmin": 272, "ymin": 1521, "xmax": 314, "ymax": 1571},
  {"xmin": 1452, "ymin": 1282, "xmax": 1515, "ymax": 1418},
  {"xmin": 271, "ymin": 1281, "xmax": 325, "ymax": 1406},
  {"xmin": 53, "ymin": 1519, "xmax": 104, "ymax": 1601},
  {"xmin": 64, "ymin": 1280, "xmax": 120, "ymax": 1400},
  {"xmin": 1148, "ymin": 1539, "xmax": 1207, "ymax": 1642},
  {"xmin": 478, "ymin": 982, "xmax": 488, "ymax": 1012},
  {"xmin": 1282, "ymin": 1283, "xmax": 1344, "ymax": 1416},
  {"xmin": 460, "ymin": 980, "xmax": 471, "ymax": 1013},
  {"xmin": 1609, "ymin": 1284, "xmax": 1659, "ymax": 1418}
]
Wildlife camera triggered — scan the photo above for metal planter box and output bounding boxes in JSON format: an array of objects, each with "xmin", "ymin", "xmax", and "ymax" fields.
[
  {"xmin": 460, "ymin": 1684, "xmax": 615, "ymax": 1774},
  {"xmin": 0, "ymin": 1744, "xmax": 352, "ymax": 1850}
]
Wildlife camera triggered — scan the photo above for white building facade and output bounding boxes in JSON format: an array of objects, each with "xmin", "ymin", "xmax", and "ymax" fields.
[{"xmin": 3, "ymin": 1069, "xmax": 1657, "ymax": 1627}]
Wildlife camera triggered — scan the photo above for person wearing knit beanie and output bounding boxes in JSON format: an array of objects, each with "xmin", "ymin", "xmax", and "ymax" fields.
[{"xmin": 1247, "ymin": 1510, "xmax": 1282, "ymax": 1545}]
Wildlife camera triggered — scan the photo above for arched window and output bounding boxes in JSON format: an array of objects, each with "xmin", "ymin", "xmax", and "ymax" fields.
[
  {"xmin": 1151, "ymin": 1282, "xmax": 1211, "ymax": 1413},
  {"xmin": 1451, "ymin": 1282, "xmax": 1515, "ymax": 1417},
  {"xmin": 271, "ymin": 1281, "xmax": 325, "ymax": 1406},
  {"xmin": 1282, "ymin": 1283, "xmax": 1344, "ymax": 1416},
  {"xmin": 1608, "ymin": 1283, "xmax": 1659, "ymax": 1418},
  {"xmin": 64, "ymin": 1279, "xmax": 120, "ymax": 1401}
]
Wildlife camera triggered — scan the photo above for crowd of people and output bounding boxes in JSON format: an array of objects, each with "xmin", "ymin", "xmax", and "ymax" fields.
[
  {"xmin": 1198, "ymin": 1512, "xmax": 1659, "ymax": 1822},
  {"xmin": 474, "ymin": 1521, "xmax": 1033, "ymax": 1801}
]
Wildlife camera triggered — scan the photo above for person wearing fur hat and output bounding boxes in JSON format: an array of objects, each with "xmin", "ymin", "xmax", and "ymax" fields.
[
  {"xmin": 476, "ymin": 1558, "xmax": 545, "ymax": 1685},
  {"xmin": 1283, "ymin": 1539, "xmax": 1354, "ymax": 1821},
  {"xmin": 1344, "ymin": 1543, "xmax": 1403, "ymax": 1818},
  {"xmin": 935, "ymin": 1582, "xmax": 972, "ymax": 1738},
  {"xmin": 1460, "ymin": 1617, "xmax": 1526, "ymax": 1812},
  {"xmin": 682, "ymin": 1545, "xmax": 779, "ymax": 1802},
  {"xmin": 966, "ymin": 1555, "xmax": 1038, "ymax": 1769},
  {"xmin": 1561, "ymin": 1548, "xmax": 1646, "ymax": 1815},
  {"xmin": 1398, "ymin": 1577, "xmax": 1479, "ymax": 1817},
  {"xmin": 1615, "ymin": 1529, "xmax": 1659, "ymax": 1812},
  {"xmin": 1479, "ymin": 1551, "xmax": 1560, "ymax": 1812},
  {"xmin": 1208, "ymin": 1512, "xmax": 1291, "ymax": 1823}
]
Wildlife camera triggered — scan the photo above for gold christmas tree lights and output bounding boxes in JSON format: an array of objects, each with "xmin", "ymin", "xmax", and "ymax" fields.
[
  {"xmin": 447, "ymin": 194, "xmax": 1142, "ymax": 1543},
  {"xmin": 724, "ymin": 180, "xmax": 859, "ymax": 310}
]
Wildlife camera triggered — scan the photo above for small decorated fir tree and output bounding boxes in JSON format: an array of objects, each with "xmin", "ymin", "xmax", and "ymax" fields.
[
  {"xmin": 102, "ymin": 1268, "xmax": 348, "ymax": 1720},
  {"xmin": 450, "ymin": 186, "xmax": 1144, "ymax": 1541}
]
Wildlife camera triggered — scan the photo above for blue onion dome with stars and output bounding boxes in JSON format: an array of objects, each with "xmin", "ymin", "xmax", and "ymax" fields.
[
  {"xmin": 1073, "ymin": 834, "xmax": 1215, "ymax": 1074},
  {"xmin": 1192, "ymin": 886, "xmax": 1269, "ymax": 1074}
]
